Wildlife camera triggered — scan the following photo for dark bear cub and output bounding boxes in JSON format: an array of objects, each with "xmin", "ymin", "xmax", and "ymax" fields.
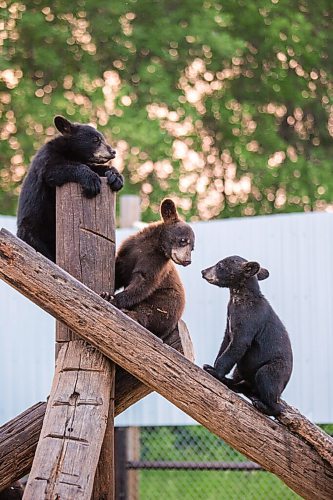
[
  {"xmin": 17, "ymin": 116, "xmax": 123, "ymax": 261},
  {"xmin": 202, "ymin": 256, "xmax": 293, "ymax": 416},
  {"xmin": 102, "ymin": 199, "xmax": 195, "ymax": 338},
  {"xmin": 0, "ymin": 481, "xmax": 24, "ymax": 500}
]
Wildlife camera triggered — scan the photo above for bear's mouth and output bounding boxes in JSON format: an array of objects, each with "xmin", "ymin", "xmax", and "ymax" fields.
[
  {"xmin": 201, "ymin": 269, "xmax": 218, "ymax": 284},
  {"xmin": 92, "ymin": 154, "xmax": 115, "ymax": 164},
  {"xmin": 171, "ymin": 249, "xmax": 191, "ymax": 267}
]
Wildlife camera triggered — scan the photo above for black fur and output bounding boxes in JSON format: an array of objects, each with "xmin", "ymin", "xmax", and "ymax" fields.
[
  {"xmin": 202, "ymin": 255, "xmax": 293, "ymax": 416},
  {"xmin": 17, "ymin": 116, "xmax": 124, "ymax": 261},
  {"xmin": 0, "ymin": 482, "xmax": 24, "ymax": 500}
]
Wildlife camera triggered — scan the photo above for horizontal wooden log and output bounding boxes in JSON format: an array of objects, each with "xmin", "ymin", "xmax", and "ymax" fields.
[
  {"xmin": 1, "ymin": 229, "xmax": 333, "ymax": 499},
  {"xmin": 0, "ymin": 402, "xmax": 46, "ymax": 491},
  {"xmin": 0, "ymin": 323, "xmax": 192, "ymax": 492}
]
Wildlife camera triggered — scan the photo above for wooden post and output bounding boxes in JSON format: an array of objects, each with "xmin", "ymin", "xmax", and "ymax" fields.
[
  {"xmin": 119, "ymin": 195, "xmax": 141, "ymax": 228},
  {"xmin": 114, "ymin": 427, "xmax": 140, "ymax": 500},
  {"xmin": 126, "ymin": 427, "xmax": 140, "ymax": 500},
  {"xmin": 114, "ymin": 428, "xmax": 127, "ymax": 500},
  {"xmin": 0, "ymin": 323, "xmax": 194, "ymax": 492},
  {"xmin": 24, "ymin": 180, "xmax": 116, "ymax": 499},
  {"xmin": 1, "ymin": 231, "xmax": 333, "ymax": 499}
]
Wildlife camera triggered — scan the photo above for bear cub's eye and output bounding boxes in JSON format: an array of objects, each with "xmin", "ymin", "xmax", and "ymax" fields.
[
  {"xmin": 93, "ymin": 136, "xmax": 101, "ymax": 144},
  {"xmin": 179, "ymin": 238, "xmax": 188, "ymax": 246}
]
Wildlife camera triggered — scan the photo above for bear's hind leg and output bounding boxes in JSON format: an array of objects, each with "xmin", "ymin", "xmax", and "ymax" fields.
[
  {"xmin": 253, "ymin": 362, "xmax": 286, "ymax": 416},
  {"xmin": 17, "ymin": 229, "xmax": 54, "ymax": 261}
]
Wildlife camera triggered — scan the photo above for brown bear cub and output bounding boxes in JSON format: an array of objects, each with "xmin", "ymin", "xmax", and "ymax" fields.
[
  {"xmin": 202, "ymin": 256, "xmax": 293, "ymax": 416},
  {"xmin": 102, "ymin": 199, "xmax": 194, "ymax": 338}
]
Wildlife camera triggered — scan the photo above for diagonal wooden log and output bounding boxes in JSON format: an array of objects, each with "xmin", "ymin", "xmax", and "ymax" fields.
[
  {"xmin": 0, "ymin": 229, "xmax": 333, "ymax": 500},
  {"xmin": 0, "ymin": 323, "xmax": 193, "ymax": 493},
  {"xmin": 277, "ymin": 400, "xmax": 333, "ymax": 469}
]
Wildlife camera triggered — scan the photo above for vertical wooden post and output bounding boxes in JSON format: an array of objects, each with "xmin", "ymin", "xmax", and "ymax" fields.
[
  {"xmin": 119, "ymin": 195, "xmax": 141, "ymax": 229},
  {"xmin": 56, "ymin": 179, "xmax": 117, "ymax": 500},
  {"xmin": 114, "ymin": 428, "xmax": 128, "ymax": 500},
  {"xmin": 114, "ymin": 427, "xmax": 140, "ymax": 500},
  {"xmin": 23, "ymin": 179, "xmax": 116, "ymax": 499},
  {"xmin": 126, "ymin": 427, "xmax": 140, "ymax": 500}
]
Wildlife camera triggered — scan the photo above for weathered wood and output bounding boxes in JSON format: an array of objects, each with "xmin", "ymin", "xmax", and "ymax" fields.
[
  {"xmin": 0, "ymin": 402, "xmax": 47, "ymax": 491},
  {"xmin": 0, "ymin": 323, "xmax": 193, "ymax": 492},
  {"xmin": 24, "ymin": 341, "xmax": 113, "ymax": 499},
  {"xmin": 58, "ymin": 180, "xmax": 116, "ymax": 500},
  {"xmin": 1, "ymin": 230, "xmax": 333, "ymax": 499},
  {"xmin": 115, "ymin": 320, "xmax": 194, "ymax": 415},
  {"xmin": 55, "ymin": 180, "xmax": 115, "ymax": 349},
  {"xmin": 92, "ymin": 364, "xmax": 116, "ymax": 500},
  {"xmin": 278, "ymin": 400, "xmax": 333, "ymax": 468},
  {"xmin": 24, "ymin": 181, "xmax": 116, "ymax": 499}
]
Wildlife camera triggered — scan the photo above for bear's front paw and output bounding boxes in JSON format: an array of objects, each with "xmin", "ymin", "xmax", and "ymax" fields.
[
  {"xmin": 203, "ymin": 364, "xmax": 217, "ymax": 377},
  {"xmin": 82, "ymin": 172, "xmax": 101, "ymax": 198},
  {"xmin": 106, "ymin": 168, "xmax": 124, "ymax": 192},
  {"xmin": 101, "ymin": 292, "xmax": 114, "ymax": 302}
]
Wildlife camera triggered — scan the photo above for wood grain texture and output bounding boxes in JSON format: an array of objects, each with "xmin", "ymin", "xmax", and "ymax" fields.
[
  {"xmin": 1, "ymin": 229, "xmax": 333, "ymax": 499},
  {"xmin": 0, "ymin": 402, "xmax": 47, "ymax": 491},
  {"xmin": 57, "ymin": 181, "xmax": 116, "ymax": 500},
  {"xmin": 23, "ymin": 341, "xmax": 112, "ymax": 499},
  {"xmin": 278, "ymin": 400, "xmax": 333, "ymax": 468},
  {"xmin": 55, "ymin": 180, "xmax": 115, "ymax": 347},
  {"xmin": 25, "ymin": 181, "xmax": 116, "ymax": 499},
  {"xmin": 0, "ymin": 323, "xmax": 193, "ymax": 492}
]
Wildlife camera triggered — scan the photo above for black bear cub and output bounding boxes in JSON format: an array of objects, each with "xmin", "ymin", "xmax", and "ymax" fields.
[
  {"xmin": 0, "ymin": 481, "xmax": 24, "ymax": 500},
  {"xmin": 17, "ymin": 116, "xmax": 123, "ymax": 262},
  {"xmin": 102, "ymin": 199, "xmax": 195, "ymax": 338},
  {"xmin": 202, "ymin": 256, "xmax": 293, "ymax": 416}
]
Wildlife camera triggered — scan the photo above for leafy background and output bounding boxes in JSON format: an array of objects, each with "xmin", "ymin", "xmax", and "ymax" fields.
[{"xmin": 1, "ymin": 0, "xmax": 332, "ymax": 221}]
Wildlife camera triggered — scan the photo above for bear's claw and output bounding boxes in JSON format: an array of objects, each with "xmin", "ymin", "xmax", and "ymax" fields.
[{"xmin": 106, "ymin": 169, "xmax": 124, "ymax": 192}]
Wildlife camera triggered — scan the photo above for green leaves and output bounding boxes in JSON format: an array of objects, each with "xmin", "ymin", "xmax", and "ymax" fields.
[{"xmin": 0, "ymin": 0, "xmax": 332, "ymax": 219}]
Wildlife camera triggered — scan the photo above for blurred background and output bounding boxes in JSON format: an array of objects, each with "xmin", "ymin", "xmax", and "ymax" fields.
[{"xmin": 1, "ymin": 0, "xmax": 333, "ymax": 498}]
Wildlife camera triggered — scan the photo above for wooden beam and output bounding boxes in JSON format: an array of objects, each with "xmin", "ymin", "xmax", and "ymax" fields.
[
  {"xmin": 23, "ymin": 341, "xmax": 113, "ymax": 500},
  {"xmin": 1, "ymin": 229, "xmax": 333, "ymax": 499},
  {"xmin": 0, "ymin": 323, "xmax": 192, "ymax": 492},
  {"xmin": 24, "ymin": 181, "xmax": 116, "ymax": 500},
  {"xmin": 0, "ymin": 402, "xmax": 46, "ymax": 491}
]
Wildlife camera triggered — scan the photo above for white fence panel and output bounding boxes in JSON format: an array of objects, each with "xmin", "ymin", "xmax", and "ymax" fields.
[{"xmin": 0, "ymin": 212, "xmax": 332, "ymax": 426}]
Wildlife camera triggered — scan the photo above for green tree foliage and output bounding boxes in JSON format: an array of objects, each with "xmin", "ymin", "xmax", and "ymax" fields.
[{"xmin": 0, "ymin": 0, "xmax": 332, "ymax": 220}]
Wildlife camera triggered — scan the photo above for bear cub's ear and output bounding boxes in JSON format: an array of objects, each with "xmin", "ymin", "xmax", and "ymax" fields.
[
  {"xmin": 160, "ymin": 199, "xmax": 179, "ymax": 224},
  {"xmin": 242, "ymin": 261, "xmax": 260, "ymax": 278},
  {"xmin": 257, "ymin": 267, "xmax": 269, "ymax": 281},
  {"xmin": 54, "ymin": 116, "xmax": 75, "ymax": 136}
]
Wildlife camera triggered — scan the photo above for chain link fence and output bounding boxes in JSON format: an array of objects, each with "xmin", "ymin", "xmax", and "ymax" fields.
[{"xmin": 128, "ymin": 425, "xmax": 300, "ymax": 500}]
